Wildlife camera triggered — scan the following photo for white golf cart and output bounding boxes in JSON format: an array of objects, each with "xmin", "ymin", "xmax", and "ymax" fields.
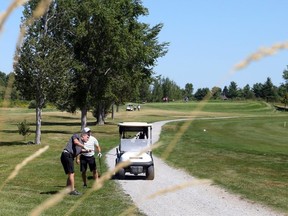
[
  {"xmin": 115, "ymin": 122, "xmax": 154, "ymax": 180},
  {"xmin": 126, "ymin": 104, "xmax": 133, "ymax": 111}
]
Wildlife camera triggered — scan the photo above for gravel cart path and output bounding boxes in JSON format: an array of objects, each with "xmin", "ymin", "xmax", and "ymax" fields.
[{"xmin": 106, "ymin": 120, "xmax": 285, "ymax": 216}]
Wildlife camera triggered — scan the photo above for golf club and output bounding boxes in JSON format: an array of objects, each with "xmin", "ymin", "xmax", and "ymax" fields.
[{"xmin": 98, "ymin": 155, "xmax": 102, "ymax": 177}]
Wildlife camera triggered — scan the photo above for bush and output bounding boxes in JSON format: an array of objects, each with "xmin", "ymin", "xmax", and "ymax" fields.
[
  {"xmin": 28, "ymin": 100, "xmax": 47, "ymax": 109},
  {"xmin": 17, "ymin": 120, "xmax": 30, "ymax": 141},
  {"xmin": 28, "ymin": 100, "xmax": 37, "ymax": 109},
  {"xmin": 8, "ymin": 100, "xmax": 29, "ymax": 108}
]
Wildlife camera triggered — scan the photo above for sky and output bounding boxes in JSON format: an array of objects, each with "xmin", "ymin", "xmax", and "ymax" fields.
[{"xmin": 1, "ymin": 1, "xmax": 288, "ymax": 90}]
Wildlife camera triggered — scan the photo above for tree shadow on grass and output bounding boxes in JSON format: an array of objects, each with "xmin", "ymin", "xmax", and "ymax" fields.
[
  {"xmin": 40, "ymin": 121, "xmax": 99, "ymax": 127},
  {"xmin": 10, "ymin": 121, "xmax": 95, "ymax": 127},
  {"xmin": 0, "ymin": 141, "xmax": 27, "ymax": 146},
  {"xmin": 41, "ymin": 130, "xmax": 73, "ymax": 134},
  {"xmin": 0, "ymin": 129, "xmax": 74, "ymax": 135},
  {"xmin": 40, "ymin": 191, "xmax": 59, "ymax": 195},
  {"xmin": 48, "ymin": 115, "xmax": 79, "ymax": 120},
  {"xmin": 38, "ymin": 121, "xmax": 81, "ymax": 126}
]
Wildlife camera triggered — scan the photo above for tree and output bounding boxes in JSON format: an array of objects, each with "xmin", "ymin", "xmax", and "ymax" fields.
[
  {"xmin": 0, "ymin": 71, "xmax": 7, "ymax": 86},
  {"xmin": 53, "ymin": 0, "xmax": 168, "ymax": 126},
  {"xmin": 161, "ymin": 77, "xmax": 182, "ymax": 101},
  {"xmin": 281, "ymin": 67, "xmax": 288, "ymax": 107},
  {"xmin": 149, "ymin": 76, "xmax": 183, "ymax": 102},
  {"xmin": 0, "ymin": 71, "xmax": 7, "ymax": 99},
  {"xmin": 227, "ymin": 81, "xmax": 239, "ymax": 99},
  {"xmin": 252, "ymin": 83, "xmax": 264, "ymax": 98},
  {"xmin": 184, "ymin": 83, "xmax": 193, "ymax": 100},
  {"xmin": 150, "ymin": 76, "xmax": 163, "ymax": 102},
  {"xmin": 14, "ymin": 1, "xmax": 72, "ymax": 144},
  {"xmin": 222, "ymin": 86, "xmax": 228, "ymax": 98},
  {"xmin": 262, "ymin": 77, "xmax": 278, "ymax": 102},
  {"xmin": 283, "ymin": 67, "xmax": 288, "ymax": 83},
  {"xmin": 211, "ymin": 86, "xmax": 221, "ymax": 100},
  {"xmin": 242, "ymin": 84, "xmax": 255, "ymax": 99},
  {"xmin": 194, "ymin": 88, "xmax": 210, "ymax": 101},
  {"xmin": 91, "ymin": 1, "xmax": 168, "ymax": 124},
  {"xmin": 278, "ymin": 84, "xmax": 288, "ymax": 107},
  {"xmin": 282, "ymin": 93, "xmax": 288, "ymax": 108},
  {"xmin": 138, "ymin": 79, "xmax": 152, "ymax": 103}
]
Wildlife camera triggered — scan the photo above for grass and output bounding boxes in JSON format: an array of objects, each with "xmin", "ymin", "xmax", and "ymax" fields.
[
  {"xmin": 0, "ymin": 108, "xmax": 143, "ymax": 216},
  {"xmin": 153, "ymin": 113, "xmax": 288, "ymax": 213},
  {"xmin": 0, "ymin": 101, "xmax": 287, "ymax": 215}
]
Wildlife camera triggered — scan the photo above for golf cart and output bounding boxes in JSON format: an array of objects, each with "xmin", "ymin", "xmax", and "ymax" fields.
[
  {"xmin": 126, "ymin": 104, "xmax": 133, "ymax": 111},
  {"xmin": 115, "ymin": 122, "xmax": 154, "ymax": 180}
]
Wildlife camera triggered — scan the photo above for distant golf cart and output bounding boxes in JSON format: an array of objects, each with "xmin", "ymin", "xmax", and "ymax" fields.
[
  {"xmin": 126, "ymin": 104, "xmax": 134, "ymax": 111},
  {"xmin": 115, "ymin": 122, "xmax": 154, "ymax": 180}
]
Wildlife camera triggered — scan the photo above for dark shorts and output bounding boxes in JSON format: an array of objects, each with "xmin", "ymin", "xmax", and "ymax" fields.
[
  {"xmin": 80, "ymin": 155, "xmax": 97, "ymax": 172},
  {"xmin": 60, "ymin": 151, "xmax": 74, "ymax": 174}
]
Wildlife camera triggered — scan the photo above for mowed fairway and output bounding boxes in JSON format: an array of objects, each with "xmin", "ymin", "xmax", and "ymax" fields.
[{"xmin": 0, "ymin": 101, "xmax": 287, "ymax": 215}]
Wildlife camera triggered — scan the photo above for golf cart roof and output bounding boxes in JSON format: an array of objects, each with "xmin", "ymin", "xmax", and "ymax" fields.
[
  {"xmin": 118, "ymin": 122, "xmax": 152, "ymax": 132},
  {"xmin": 118, "ymin": 122, "xmax": 152, "ymax": 127}
]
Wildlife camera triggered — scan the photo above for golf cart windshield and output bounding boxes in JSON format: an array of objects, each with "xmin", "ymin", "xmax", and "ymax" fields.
[
  {"xmin": 118, "ymin": 122, "xmax": 153, "ymax": 152},
  {"xmin": 120, "ymin": 139, "xmax": 149, "ymax": 152}
]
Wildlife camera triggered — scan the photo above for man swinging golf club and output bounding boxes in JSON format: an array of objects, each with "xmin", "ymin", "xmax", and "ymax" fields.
[
  {"xmin": 77, "ymin": 127, "xmax": 102, "ymax": 188},
  {"xmin": 60, "ymin": 130, "xmax": 92, "ymax": 195}
]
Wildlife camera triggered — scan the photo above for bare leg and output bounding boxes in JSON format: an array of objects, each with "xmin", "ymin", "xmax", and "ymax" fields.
[
  {"xmin": 67, "ymin": 172, "xmax": 75, "ymax": 191},
  {"xmin": 82, "ymin": 171, "xmax": 87, "ymax": 186},
  {"xmin": 66, "ymin": 177, "xmax": 70, "ymax": 187},
  {"xmin": 93, "ymin": 170, "xmax": 99, "ymax": 180}
]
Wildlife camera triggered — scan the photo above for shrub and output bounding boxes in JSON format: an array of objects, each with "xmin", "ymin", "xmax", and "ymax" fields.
[
  {"xmin": 28, "ymin": 100, "xmax": 37, "ymax": 109},
  {"xmin": 17, "ymin": 120, "xmax": 31, "ymax": 141},
  {"xmin": 28, "ymin": 100, "xmax": 47, "ymax": 109}
]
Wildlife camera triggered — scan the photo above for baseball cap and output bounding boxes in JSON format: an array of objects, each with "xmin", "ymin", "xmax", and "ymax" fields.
[{"xmin": 82, "ymin": 127, "xmax": 91, "ymax": 133}]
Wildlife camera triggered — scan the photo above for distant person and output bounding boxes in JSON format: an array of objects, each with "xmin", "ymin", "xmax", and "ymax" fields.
[
  {"xmin": 60, "ymin": 130, "xmax": 92, "ymax": 195},
  {"xmin": 137, "ymin": 104, "xmax": 141, "ymax": 111},
  {"xmin": 77, "ymin": 127, "xmax": 102, "ymax": 188},
  {"xmin": 139, "ymin": 132, "xmax": 145, "ymax": 139}
]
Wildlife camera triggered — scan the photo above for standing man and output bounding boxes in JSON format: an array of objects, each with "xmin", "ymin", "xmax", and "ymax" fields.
[
  {"xmin": 77, "ymin": 127, "xmax": 102, "ymax": 188},
  {"xmin": 60, "ymin": 130, "xmax": 92, "ymax": 195}
]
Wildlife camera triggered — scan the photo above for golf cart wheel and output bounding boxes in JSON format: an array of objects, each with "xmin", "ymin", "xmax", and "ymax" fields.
[
  {"xmin": 146, "ymin": 165, "xmax": 154, "ymax": 180},
  {"xmin": 117, "ymin": 168, "xmax": 125, "ymax": 179}
]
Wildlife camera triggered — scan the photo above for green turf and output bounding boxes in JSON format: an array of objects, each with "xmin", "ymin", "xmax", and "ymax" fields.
[
  {"xmin": 153, "ymin": 115, "xmax": 288, "ymax": 213},
  {"xmin": 0, "ymin": 101, "xmax": 287, "ymax": 215},
  {"xmin": 0, "ymin": 109, "xmax": 143, "ymax": 216}
]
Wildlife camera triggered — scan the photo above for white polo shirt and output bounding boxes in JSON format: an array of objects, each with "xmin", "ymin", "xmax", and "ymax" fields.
[{"xmin": 82, "ymin": 135, "xmax": 99, "ymax": 157}]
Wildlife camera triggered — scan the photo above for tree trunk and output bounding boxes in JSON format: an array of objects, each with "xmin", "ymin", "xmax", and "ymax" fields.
[
  {"xmin": 81, "ymin": 107, "xmax": 88, "ymax": 130},
  {"xmin": 96, "ymin": 104, "xmax": 105, "ymax": 125},
  {"xmin": 111, "ymin": 103, "xmax": 114, "ymax": 120},
  {"xmin": 35, "ymin": 107, "xmax": 42, "ymax": 144}
]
